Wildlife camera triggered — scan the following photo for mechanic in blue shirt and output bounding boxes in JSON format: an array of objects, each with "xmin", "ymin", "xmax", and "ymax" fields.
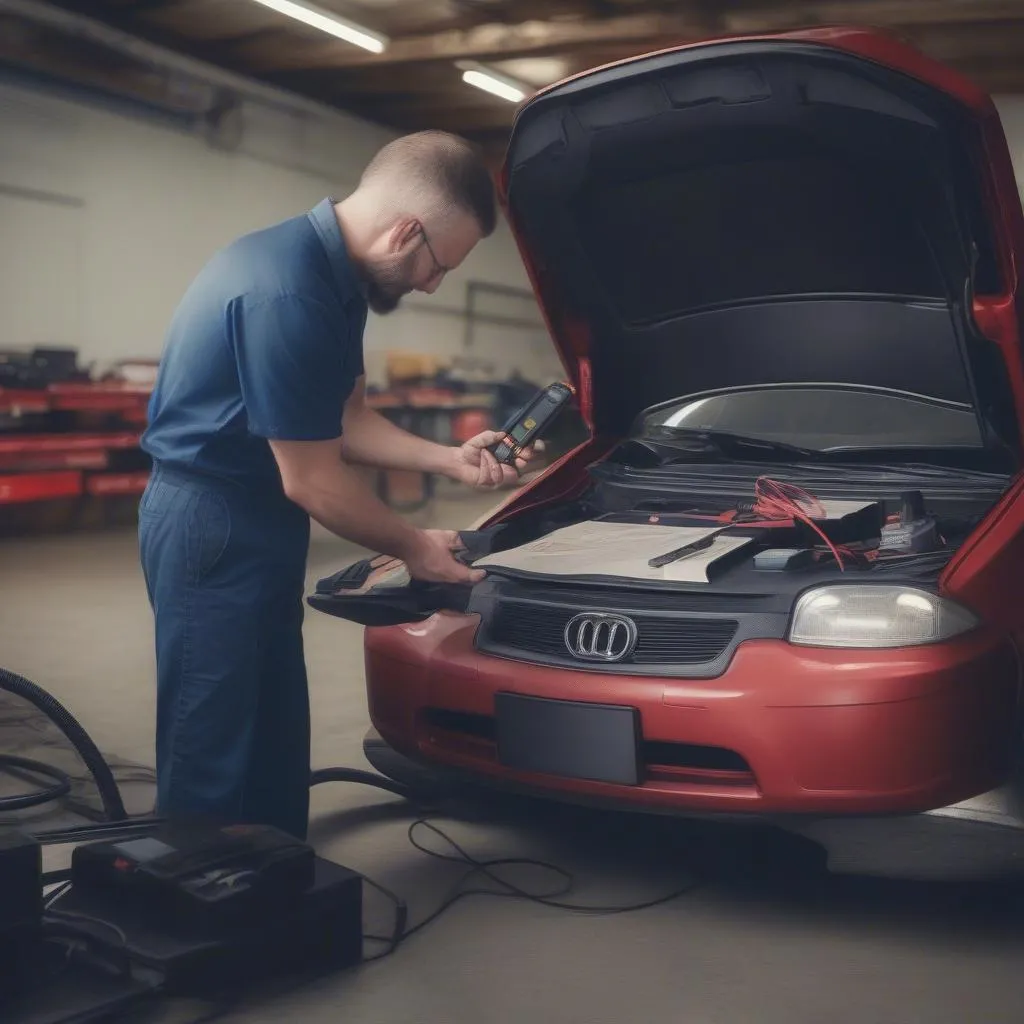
[{"xmin": 139, "ymin": 131, "xmax": 531, "ymax": 839}]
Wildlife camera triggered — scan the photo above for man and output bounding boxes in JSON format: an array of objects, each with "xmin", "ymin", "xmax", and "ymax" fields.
[{"xmin": 138, "ymin": 131, "xmax": 531, "ymax": 840}]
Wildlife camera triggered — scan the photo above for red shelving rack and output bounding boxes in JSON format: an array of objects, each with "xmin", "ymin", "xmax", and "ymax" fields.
[{"xmin": 0, "ymin": 382, "xmax": 152, "ymax": 510}]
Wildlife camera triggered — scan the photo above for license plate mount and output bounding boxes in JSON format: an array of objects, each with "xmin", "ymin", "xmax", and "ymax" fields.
[{"xmin": 494, "ymin": 692, "xmax": 641, "ymax": 786}]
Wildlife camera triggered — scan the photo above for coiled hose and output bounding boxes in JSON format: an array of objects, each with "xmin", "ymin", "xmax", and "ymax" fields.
[
  {"xmin": 0, "ymin": 755, "xmax": 71, "ymax": 811},
  {"xmin": 0, "ymin": 667, "xmax": 127, "ymax": 821}
]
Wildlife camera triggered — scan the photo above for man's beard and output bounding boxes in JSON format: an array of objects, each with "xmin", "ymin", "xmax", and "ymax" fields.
[
  {"xmin": 362, "ymin": 251, "xmax": 417, "ymax": 315},
  {"xmin": 365, "ymin": 280, "xmax": 403, "ymax": 315}
]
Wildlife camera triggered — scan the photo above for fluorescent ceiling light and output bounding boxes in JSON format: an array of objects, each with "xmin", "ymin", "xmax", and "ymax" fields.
[
  {"xmin": 250, "ymin": 0, "xmax": 387, "ymax": 53},
  {"xmin": 462, "ymin": 69, "xmax": 526, "ymax": 103}
]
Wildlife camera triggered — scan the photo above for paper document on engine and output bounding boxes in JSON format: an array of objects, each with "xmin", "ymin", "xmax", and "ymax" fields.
[
  {"xmin": 473, "ymin": 521, "xmax": 754, "ymax": 584},
  {"xmin": 814, "ymin": 500, "xmax": 874, "ymax": 520}
]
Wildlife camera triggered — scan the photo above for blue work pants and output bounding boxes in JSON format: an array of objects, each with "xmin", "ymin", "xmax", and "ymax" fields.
[{"xmin": 137, "ymin": 463, "xmax": 312, "ymax": 839}]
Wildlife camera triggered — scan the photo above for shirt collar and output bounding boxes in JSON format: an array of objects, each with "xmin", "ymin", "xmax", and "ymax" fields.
[{"xmin": 307, "ymin": 197, "xmax": 367, "ymax": 305}]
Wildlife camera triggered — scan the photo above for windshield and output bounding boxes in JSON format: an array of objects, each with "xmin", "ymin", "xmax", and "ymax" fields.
[{"xmin": 638, "ymin": 387, "xmax": 983, "ymax": 452}]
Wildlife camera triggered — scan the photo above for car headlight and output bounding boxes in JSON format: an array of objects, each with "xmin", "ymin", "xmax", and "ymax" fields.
[{"xmin": 789, "ymin": 585, "xmax": 979, "ymax": 649}]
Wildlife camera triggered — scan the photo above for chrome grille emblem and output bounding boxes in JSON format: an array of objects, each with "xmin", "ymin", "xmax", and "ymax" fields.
[{"xmin": 564, "ymin": 613, "xmax": 638, "ymax": 663}]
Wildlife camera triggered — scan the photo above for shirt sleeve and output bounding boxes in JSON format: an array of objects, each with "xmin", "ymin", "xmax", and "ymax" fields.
[{"xmin": 232, "ymin": 293, "xmax": 358, "ymax": 441}]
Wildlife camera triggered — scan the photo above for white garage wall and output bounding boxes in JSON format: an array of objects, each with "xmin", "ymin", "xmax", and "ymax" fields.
[{"xmin": 0, "ymin": 77, "xmax": 563, "ymax": 386}]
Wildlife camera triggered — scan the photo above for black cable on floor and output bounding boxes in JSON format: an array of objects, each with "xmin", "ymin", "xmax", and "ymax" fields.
[
  {"xmin": 180, "ymin": 770, "xmax": 702, "ymax": 1022},
  {"xmin": 309, "ymin": 766, "xmax": 416, "ymax": 802},
  {"xmin": 0, "ymin": 667, "xmax": 128, "ymax": 820},
  {"xmin": 361, "ymin": 817, "xmax": 702, "ymax": 962},
  {"xmin": 0, "ymin": 754, "xmax": 72, "ymax": 812}
]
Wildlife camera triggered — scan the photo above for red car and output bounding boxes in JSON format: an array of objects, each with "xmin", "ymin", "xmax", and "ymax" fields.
[{"xmin": 313, "ymin": 27, "xmax": 1024, "ymax": 879}]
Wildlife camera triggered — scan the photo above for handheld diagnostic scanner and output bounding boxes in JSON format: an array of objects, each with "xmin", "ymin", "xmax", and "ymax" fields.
[{"xmin": 488, "ymin": 381, "xmax": 576, "ymax": 467}]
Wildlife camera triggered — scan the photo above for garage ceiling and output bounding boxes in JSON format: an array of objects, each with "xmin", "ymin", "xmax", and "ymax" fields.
[{"xmin": 7, "ymin": 0, "xmax": 1024, "ymax": 158}]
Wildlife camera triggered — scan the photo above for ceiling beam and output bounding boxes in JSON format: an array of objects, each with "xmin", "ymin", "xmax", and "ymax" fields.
[
  {"xmin": 726, "ymin": 0, "xmax": 1024, "ymax": 33},
  {"xmin": 904, "ymin": 22, "xmax": 1024, "ymax": 65},
  {"xmin": 0, "ymin": 13, "xmax": 215, "ymax": 115},
  {"xmin": 139, "ymin": 0, "xmax": 298, "ymax": 43},
  {"xmin": 226, "ymin": 0, "xmax": 1024, "ymax": 74},
  {"xmin": 266, "ymin": 61, "xmax": 468, "ymax": 97},
  {"xmin": 230, "ymin": 11, "xmax": 709, "ymax": 73}
]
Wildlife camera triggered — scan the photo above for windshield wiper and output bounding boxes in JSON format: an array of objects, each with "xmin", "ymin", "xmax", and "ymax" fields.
[{"xmin": 644, "ymin": 426, "xmax": 818, "ymax": 460}]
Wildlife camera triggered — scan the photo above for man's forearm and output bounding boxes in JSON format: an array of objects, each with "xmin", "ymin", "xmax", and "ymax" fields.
[
  {"xmin": 341, "ymin": 405, "xmax": 460, "ymax": 477},
  {"xmin": 288, "ymin": 456, "xmax": 421, "ymax": 558}
]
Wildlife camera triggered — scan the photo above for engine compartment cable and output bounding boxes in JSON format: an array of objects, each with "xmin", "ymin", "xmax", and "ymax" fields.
[{"xmin": 749, "ymin": 476, "xmax": 848, "ymax": 569}]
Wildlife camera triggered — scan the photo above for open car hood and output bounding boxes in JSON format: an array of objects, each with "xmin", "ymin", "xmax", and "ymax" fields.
[{"xmin": 499, "ymin": 27, "xmax": 1024, "ymax": 452}]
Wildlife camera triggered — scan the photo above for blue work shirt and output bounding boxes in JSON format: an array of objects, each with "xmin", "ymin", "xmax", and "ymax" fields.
[{"xmin": 141, "ymin": 198, "xmax": 368, "ymax": 498}]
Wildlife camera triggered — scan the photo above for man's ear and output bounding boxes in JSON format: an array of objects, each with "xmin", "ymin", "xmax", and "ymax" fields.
[{"xmin": 388, "ymin": 217, "xmax": 421, "ymax": 254}]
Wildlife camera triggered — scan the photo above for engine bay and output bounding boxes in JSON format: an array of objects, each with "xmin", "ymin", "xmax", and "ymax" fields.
[
  {"xmin": 474, "ymin": 451, "xmax": 1012, "ymax": 595},
  {"xmin": 308, "ymin": 440, "xmax": 1013, "ymax": 633}
]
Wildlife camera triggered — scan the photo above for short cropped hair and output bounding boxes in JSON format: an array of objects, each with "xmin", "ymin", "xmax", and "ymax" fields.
[{"xmin": 360, "ymin": 130, "xmax": 497, "ymax": 237}]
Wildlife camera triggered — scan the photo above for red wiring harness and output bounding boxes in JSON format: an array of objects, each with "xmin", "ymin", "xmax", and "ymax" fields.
[
  {"xmin": 646, "ymin": 476, "xmax": 886, "ymax": 570},
  {"xmin": 750, "ymin": 477, "xmax": 852, "ymax": 570}
]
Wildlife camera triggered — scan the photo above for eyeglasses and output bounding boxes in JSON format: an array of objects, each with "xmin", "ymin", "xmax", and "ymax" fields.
[{"xmin": 418, "ymin": 226, "xmax": 451, "ymax": 281}]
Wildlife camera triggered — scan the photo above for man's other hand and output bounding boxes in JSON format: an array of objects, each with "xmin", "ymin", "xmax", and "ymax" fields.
[
  {"xmin": 403, "ymin": 529, "xmax": 485, "ymax": 584},
  {"xmin": 451, "ymin": 431, "xmax": 539, "ymax": 489}
]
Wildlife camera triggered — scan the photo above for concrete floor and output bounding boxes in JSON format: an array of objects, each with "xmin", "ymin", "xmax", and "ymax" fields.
[{"xmin": 4, "ymin": 491, "xmax": 1024, "ymax": 1022}]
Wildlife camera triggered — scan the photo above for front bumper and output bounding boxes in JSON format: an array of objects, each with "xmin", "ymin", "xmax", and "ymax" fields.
[
  {"xmin": 362, "ymin": 727, "xmax": 1024, "ymax": 880},
  {"xmin": 364, "ymin": 612, "xmax": 1021, "ymax": 817}
]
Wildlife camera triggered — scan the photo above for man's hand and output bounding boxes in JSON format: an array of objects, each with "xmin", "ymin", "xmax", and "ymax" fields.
[
  {"xmin": 403, "ymin": 529, "xmax": 485, "ymax": 584},
  {"xmin": 451, "ymin": 431, "xmax": 539, "ymax": 490},
  {"xmin": 339, "ymin": 381, "xmax": 542, "ymax": 489}
]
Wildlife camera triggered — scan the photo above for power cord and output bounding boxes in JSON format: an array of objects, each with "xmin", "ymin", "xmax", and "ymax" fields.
[
  {"xmin": 361, "ymin": 817, "xmax": 701, "ymax": 962},
  {"xmin": 177, "ymin": 777, "xmax": 701, "ymax": 1022}
]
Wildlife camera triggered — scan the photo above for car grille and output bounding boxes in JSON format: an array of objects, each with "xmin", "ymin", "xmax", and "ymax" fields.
[{"xmin": 486, "ymin": 602, "xmax": 738, "ymax": 665}]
